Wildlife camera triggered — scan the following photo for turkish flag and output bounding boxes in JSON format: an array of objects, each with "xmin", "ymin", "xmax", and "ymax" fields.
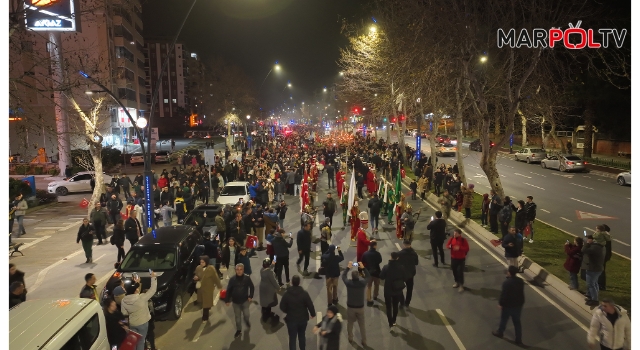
[
  {"xmin": 401, "ymin": 168, "xmax": 406, "ymax": 179},
  {"xmin": 79, "ymin": 198, "xmax": 89, "ymax": 208},
  {"xmin": 300, "ymin": 168, "xmax": 310, "ymax": 211}
]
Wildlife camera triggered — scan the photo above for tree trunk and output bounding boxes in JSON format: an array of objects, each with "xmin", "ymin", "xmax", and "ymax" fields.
[
  {"xmin": 88, "ymin": 143, "xmax": 103, "ymax": 217},
  {"xmin": 373, "ymin": 116, "xmax": 378, "ymax": 140},
  {"xmin": 549, "ymin": 119, "xmax": 565, "ymax": 153},
  {"xmin": 479, "ymin": 118, "xmax": 505, "ymax": 198},
  {"xmin": 429, "ymin": 115, "xmax": 440, "ymax": 186},
  {"xmin": 541, "ymin": 116, "xmax": 546, "ymax": 149},
  {"xmin": 398, "ymin": 102, "xmax": 407, "ymax": 165},
  {"xmin": 227, "ymin": 120, "xmax": 233, "ymax": 149},
  {"xmin": 494, "ymin": 116, "xmax": 500, "ymax": 138},
  {"xmin": 385, "ymin": 112, "xmax": 391, "ymax": 142},
  {"xmin": 454, "ymin": 113, "xmax": 467, "ymax": 186},
  {"xmin": 583, "ymin": 101, "xmax": 595, "ymax": 158},
  {"xmin": 519, "ymin": 110, "xmax": 527, "ymax": 147}
]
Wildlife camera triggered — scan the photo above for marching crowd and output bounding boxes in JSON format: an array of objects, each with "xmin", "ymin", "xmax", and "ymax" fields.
[{"xmin": 9, "ymin": 128, "xmax": 630, "ymax": 350}]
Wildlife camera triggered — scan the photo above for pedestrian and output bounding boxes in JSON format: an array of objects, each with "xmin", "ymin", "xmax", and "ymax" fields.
[
  {"xmin": 322, "ymin": 193, "xmax": 337, "ymax": 228},
  {"xmin": 221, "ymin": 237, "xmax": 240, "ymax": 280},
  {"xmin": 9, "ymin": 281, "xmax": 25, "ymax": 308},
  {"xmin": 322, "ymin": 244, "xmax": 344, "ymax": 307},
  {"xmin": 65, "ymin": 164, "xmax": 73, "ymax": 178},
  {"xmin": 400, "ymin": 205, "xmax": 415, "ymax": 241},
  {"xmin": 524, "ymin": 196, "xmax": 537, "ymax": 243},
  {"xmin": 79, "ymin": 273, "xmax": 99, "ymax": 300},
  {"xmin": 582, "ymin": 234, "xmax": 605, "ymax": 306},
  {"xmin": 438, "ymin": 189, "xmax": 454, "ymax": 222},
  {"xmin": 237, "ymin": 246, "xmax": 252, "ymax": 276},
  {"xmin": 118, "ymin": 173, "xmax": 132, "ymax": 198},
  {"xmin": 277, "ymin": 200, "xmax": 288, "ymax": 229},
  {"xmin": 356, "ymin": 212, "xmax": 371, "ymax": 262},
  {"xmin": 563, "ymin": 237, "xmax": 584, "ymax": 290},
  {"xmin": 122, "ymin": 272, "xmax": 158, "ymax": 350},
  {"xmin": 280, "ymin": 275, "xmax": 316, "ymax": 350},
  {"xmin": 489, "ymin": 190, "xmax": 502, "ymax": 234},
  {"xmin": 296, "ymin": 222, "xmax": 313, "ymax": 276},
  {"xmin": 124, "ymin": 211, "xmax": 142, "ymax": 247},
  {"xmin": 111, "ymin": 219, "xmax": 126, "ymax": 263},
  {"xmin": 10, "ymin": 193, "xmax": 28, "ymax": 238},
  {"xmin": 341, "ymin": 185, "xmax": 350, "ymax": 227},
  {"xmin": 409, "ymin": 179, "xmax": 418, "ymax": 200},
  {"xmin": 9, "ymin": 263, "xmax": 27, "ymax": 302},
  {"xmin": 107, "ymin": 194, "xmax": 123, "ymax": 227},
  {"xmin": 77, "ymin": 218, "xmax": 96, "ymax": 263},
  {"xmin": 514, "ymin": 200, "xmax": 528, "ymax": 235},
  {"xmin": 586, "ymin": 298, "xmax": 631, "ymax": 350},
  {"xmin": 90, "ymin": 202, "xmax": 109, "ymax": 245},
  {"xmin": 446, "ymin": 228, "xmax": 469, "ymax": 292},
  {"xmin": 224, "ymin": 264, "xmax": 255, "ymax": 338},
  {"xmin": 259, "ymin": 258, "xmax": 281, "ymax": 323},
  {"xmin": 461, "ymin": 184, "xmax": 474, "ymax": 225},
  {"xmin": 502, "ymin": 227, "xmax": 523, "ymax": 268},
  {"xmin": 481, "ymin": 193, "xmax": 490, "ymax": 227},
  {"xmin": 367, "ymin": 193, "xmax": 382, "ymax": 236},
  {"xmin": 156, "ymin": 201, "xmax": 175, "ymax": 227},
  {"xmin": 319, "ymin": 218, "xmax": 332, "ymax": 254},
  {"xmin": 193, "ymin": 255, "xmax": 223, "ymax": 321},
  {"xmin": 492, "ymin": 265, "xmax": 525, "ymax": 345},
  {"xmin": 593, "ymin": 224, "xmax": 612, "ymax": 291},
  {"xmin": 379, "ymin": 251, "xmax": 406, "ymax": 329},
  {"xmin": 313, "ymin": 305, "xmax": 342, "ymax": 350},
  {"xmin": 103, "ymin": 298, "xmax": 128, "ymax": 348},
  {"xmin": 427, "ymin": 211, "xmax": 447, "ymax": 267},
  {"xmin": 326, "ymin": 163, "xmax": 335, "ymax": 189},
  {"xmin": 498, "ymin": 196, "xmax": 514, "ymax": 237},
  {"xmin": 342, "ymin": 260, "xmax": 370, "ymax": 347},
  {"xmin": 361, "ymin": 241, "xmax": 382, "ymax": 307},
  {"xmin": 273, "ymin": 229, "xmax": 294, "ymax": 286},
  {"xmin": 398, "ymin": 239, "xmax": 418, "ymax": 308}
]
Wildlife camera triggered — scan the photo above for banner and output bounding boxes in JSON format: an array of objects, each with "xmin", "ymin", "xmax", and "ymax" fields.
[{"xmin": 347, "ymin": 168, "xmax": 356, "ymax": 217}]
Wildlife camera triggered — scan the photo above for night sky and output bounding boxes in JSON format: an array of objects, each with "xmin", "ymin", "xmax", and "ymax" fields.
[{"xmin": 142, "ymin": 0, "xmax": 370, "ymax": 111}]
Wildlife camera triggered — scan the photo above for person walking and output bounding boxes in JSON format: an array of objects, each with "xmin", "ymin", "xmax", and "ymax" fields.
[
  {"xmin": 322, "ymin": 193, "xmax": 337, "ymax": 228},
  {"xmin": 380, "ymin": 252, "xmax": 406, "ymax": 329},
  {"xmin": 342, "ymin": 260, "xmax": 370, "ymax": 347},
  {"xmin": 492, "ymin": 265, "xmax": 525, "ymax": 345},
  {"xmin": 124, "ymin": 211, "xmax": 142, "ymax": 247},
  {"xmin": 224, "ymin": 264, "xmax": 255, "ymax": 338},
  {"xmin": 280, "ymin": 275, "xmax": 316, "ymax": 350},
  {"xmin": 121, "ymin": 272, "xmax": 157, "ymax": 350},
  {"xmin": 79, "ymin": 273, "xmax": 99, "ymax": 300},
  {"xmin": 447, "ymin": 229, "xmax": 469, "ymax": 293},
  {"xmin": 314, "ymin": 305, "xmax": 342, "ymax": 350},
  {"xmin": 524, "ymin": 196, "xmax": 537, "ymax": 243},
  {"xmin": 326, "ymin": 163, "xmax": 335, "ymax": 189},
  {"xmin": 319, "ymin": 218, "xmax": 332, "ymax": 254},
  {"xmin": 118, "ymin": 173, "xmax": 132, "ymax": 199},
  {"xmin": 296, "ymin": 222, "xmax": 313, "ymax": 276},
  {"xmin": 322, "ymin": 245, "xmax": 344, "ymax": 307},
  {"xmin": 361, "ymin": 241, "xmax": 382, "ymax": 307},
  {"xmin": 221, "ymin": 237, "xmax": 240, "ymax": 280},
  {"xmin": 502, "ymin": 227, "xmax": 523, "ymax": 268},
  {"xmin": 367, "ymin": 193, "xmax": 382, "ymax": 235},
  {"xmin": 398, "ymin": 239, "xmax": 418, "ymax": 308},
  {"xmin": 106, "ymin": 194, "xmax": 123, "ymax": 228},
  {"xmin": 193, "ymin": 255, "xmax": 223, "ymax": 321},
  {"xmin": 77, "ymin": 219, "xmax": 96, "ymax": 263},
  {"xmin": 356, "ymin": 212, "xmax": 371, "ymax": 262},
  {"xmin": 273, "ymin": 229, "xmax": 294, "ymax": 286},
  {"xmin": 259, "ymin": 258, "xmax": 281, "ymax": 323},
  {"xmin": 277, "ymin": 200, "xmax": 288, "ymax": 229},
  {"xmin": 112, "ymin": 219, "xmax": 126, "ymax": 263},
  {"xmin": 90, "ymin": 202, "xmax": 109, "ymax": 245},
  {"xmin": 428, "ymin": 211, "xmax": 447, "ymax": 267},
  {"xmin": 10, "ymin": 194, "xmax": 28, "ymax": 238},
  {"xmin": 587, "ymin": 298, "xmax": 631, "ymax": 350},
  {"xmin": 9, "ymin": 264, "xmax": 27, "ymax": 302},
  {"xmin": 582, "ymin": 235, "xmax": 605, "ymax": 306},
  {"xmin": 564, "ymin": 237, "xmax": 584, "ymax": 290}
]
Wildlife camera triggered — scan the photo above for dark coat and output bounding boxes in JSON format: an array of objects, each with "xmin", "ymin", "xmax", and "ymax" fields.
[
  {"xmin": 582, "ymin": 242, "xmax": 605, "ymax": 272},
  {"xmin": 398, "ymin": 248, "xmax": 419, "ymax": 278},
  {"xmin": 279, "ymin": 285, "xmax": 316, "ymax": 323},
  {"xmin": 76, "ymin": 223, "xmax": 96, "ymax": 243},
  {"xmin": 124, "ymin": 217, "xmax": 140, "ymax": 242},
  {"xmin": 563, "ymin": 244, "xmax": 583, "ymax": 274},
  {"xmin": 321, "ymin": 249, "xmax": 344, "ymax": 278},
  {"xmin": 367, "ymin": 197, "xmax": 382, "ymax": 215},
  {"xmin": 296, "ymin": 228, "xmax": 312, "ymax": 253},
  {"xmin": 379, "ymin": 260, "xmax": 407, "ymax": 297},
  {"xmin": 499, "ymin": 276, "xmax": 525, "ymax": 308},
  {"xmin": 224, "ymin": 274, "xmax": 254, "ymax": 304},
  {"xmin": 361, "ymin": 248, "xmax": 382, "ymax": 277},
  {"xmin": 221, "ymin": 244, "xmax": 240, "ymax": 268},
  {"xmin": 112, "ymin": 228, "xmax": 126, "ymax": 247},
  {"xmin": 514, "ymin": 208, "xmax": 528, "ymax": 232},
  {"xmin": 501, "ymin": 233, "xmax": 521, "ymax": 258},
  {"xmin": 259, "ymin": 267, "xmax": 280, "ymax": 308},
  {"xmin": 427, "ymin": 218, "xmax": 447, "ymax": 242},
  {"xmin": 316, "ymin": 316, "xmax": 342, "ymax": 349}
]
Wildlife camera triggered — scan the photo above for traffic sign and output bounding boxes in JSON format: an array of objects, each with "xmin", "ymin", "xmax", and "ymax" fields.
[{"xmin": 575, "ymin": 210, "xmax": 616, "ymax": 220}]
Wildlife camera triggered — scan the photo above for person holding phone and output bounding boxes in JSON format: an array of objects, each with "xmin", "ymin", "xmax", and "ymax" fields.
[
  {"xmin": 342, "ymin": 260, "xmax": 370, "ymax": 346},
  {"xmin": 121, "ymin": 272, "xmax": 157, "ymax": 350},
  {"xmin": 563, "ymin": 237, "xmax": 584, "ymax": 290},
  {"xmin": 272, "ymin": 229, "xmax": 294, "ymax": 286}
]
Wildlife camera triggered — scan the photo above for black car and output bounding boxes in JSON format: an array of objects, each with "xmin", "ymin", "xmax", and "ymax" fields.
[
  {"xmin": 101, "ymin": 226, "xmax": 202, "ymax": 320},
  {"xmin": 469, "ymin": 139, "xmax": 495, "ymax": 152},
  {"xmin": 183, "ymin": 204, "xmax": 223, "ymax": 236}
]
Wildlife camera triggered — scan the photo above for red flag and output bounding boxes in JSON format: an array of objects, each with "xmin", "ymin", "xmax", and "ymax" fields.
[
  {"xmin": 301, "ymin": 168, "xmax": 310, "ymax": 212},
  {"xmin": 79, "ymin": 198, "xmax": 89, "ymax": 208},
  {"xmin": 401, "ymin": 168, "xmax": 406, "ymax": 179}
]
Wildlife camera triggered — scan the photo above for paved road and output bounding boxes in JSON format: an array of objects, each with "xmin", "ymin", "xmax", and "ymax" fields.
[{"xmin": 399, "ymin": 135, "xmax": 631, "ymax": 258}]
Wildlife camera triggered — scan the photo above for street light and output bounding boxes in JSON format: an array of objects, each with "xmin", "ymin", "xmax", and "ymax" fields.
[
  {"xmin": 370, "ymin": 25, "xmax": 377, "ymax": 33},
  {"xmin": 323, "ymin": 87, "xmax": 327, "ymax": 92},
  {"xmin": 480, "ymin": 56, "xmax": 488, "ymax": 63},
  {"xmin": 260, "ymin": 61, "xmax": 281, "ymax": 90},
  {"xmin": 136, "ymin": 117, "xmax": 148, "ymax": 128}
]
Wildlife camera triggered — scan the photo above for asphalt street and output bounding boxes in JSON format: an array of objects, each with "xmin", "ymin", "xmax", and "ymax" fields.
[{"xmin": 399, "ymin": 135, "xmax": 631, "ymax": 258}]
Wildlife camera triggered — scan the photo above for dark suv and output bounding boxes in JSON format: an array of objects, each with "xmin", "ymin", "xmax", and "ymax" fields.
[
  {"xmin": 469, "ymin": 139, "xmax": 495, "ymax": 152},
  {"xmin": 102, "ymin": 226, "xmax": 202, "ymax": 320},
  {"xmin": 183, "ymin": 204, "xmax": 223, "ymax": 235}
]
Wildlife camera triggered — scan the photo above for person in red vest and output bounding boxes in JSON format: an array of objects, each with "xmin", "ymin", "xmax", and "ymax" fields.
[
  {"xmin": 356, "ymin": 211, "xmax": 371, "ymax": 262},
  {"xmin": 350, "ymin": 201, "xmax": 360, "ymax": 241},
  {"xmin": 366, "ymin": 166, "xmax": 377, "ymax": 197},
  {"xmin": 336, "ymin": 170, "xmax": 345, "ymax": 196}
]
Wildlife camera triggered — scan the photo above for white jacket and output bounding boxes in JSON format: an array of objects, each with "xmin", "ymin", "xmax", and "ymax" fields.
[
  {"xmin": 588, "ymin": 305, "xmax": 631, "ymax": 350},
  {"xmin": 121, "ymin": 277, "xmax": 157, "ymax": 327}
]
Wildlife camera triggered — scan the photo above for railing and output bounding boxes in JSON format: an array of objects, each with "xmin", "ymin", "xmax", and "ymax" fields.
[{"xmin": 583, "ymin": 157, "xmax": 631, "ymax": 170}]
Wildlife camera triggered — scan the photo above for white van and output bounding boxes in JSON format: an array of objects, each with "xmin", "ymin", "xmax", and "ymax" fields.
[{"xmin": 10, "ymin": 298, "xmax": 110, "ymax": 350}]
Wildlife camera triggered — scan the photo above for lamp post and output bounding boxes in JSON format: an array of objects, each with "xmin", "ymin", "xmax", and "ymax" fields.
[{"xmin": 259, "ymin": 61, "xmax": 281, "ymax": 90}]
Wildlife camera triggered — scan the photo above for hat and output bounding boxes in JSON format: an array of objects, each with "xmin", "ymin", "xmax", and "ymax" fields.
[
  {"xmin": 327, "ymin": 305, "xmax": 339, "ymax": 315},
  {"xmin": 406, "ymin": 204, "xmax": 412, "ymax": 210},
  {"xmin": 359, "ymin": 211, "xmax": 369, "ymax": 224}
]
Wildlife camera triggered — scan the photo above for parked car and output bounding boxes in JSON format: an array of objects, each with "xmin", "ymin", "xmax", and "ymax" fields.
[
  {"xmin": 540, "ymin": 154, "xmax": 587, "ymax": 172},
  {"xmin": 101, "ymin": 226, "xmax": 202, "ymax": 320},
  {"xmin": 155, "ymin": 150, "xmax": 171, "ymax": 163},
  {"xmin": 449, "ymin": 136, "xmax": 458, "ymax": 145},
  {"xmin": 436, "ymin": 134, "xmax": 450, "ymax": 143},
  {"xmin": 47, "ymin": 171, "xmax": 112, "ymax": 196},
  {"xmin": 436, "ymin": 143, "xmax": 457, "ymax": 156},
  {"xmin": 420, "ymin": 132, "xmax": 429, "ymax": 138},
  {"xmin": 10, "ymin": 298, "xmax": 110, "ymax": 349},
  {"xmin": 469, "ymin": 139, "xmax": 495, "ymax": 152},
  {"xmin": 617, "ymin": 171, "xmax": 631, "ymax": 186},
  {"xmin": 183, "ymin": 204, "xmax": 223, "ymax": 236},
  {"xmin": 514, "ymin": 148, "xmax": 547, "ymax": 163},
  {"xmin": 129, "ymin": 152, "xmax": 144, "ymax": 166},
  {"xmin": 217, "ymin": 181, "xmax": 250, "ymax": 205}
]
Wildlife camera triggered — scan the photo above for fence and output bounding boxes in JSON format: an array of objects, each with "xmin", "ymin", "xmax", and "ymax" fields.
[{"xmin": 583, "ymin": 157, "xmax": 631, "ymax": 171}]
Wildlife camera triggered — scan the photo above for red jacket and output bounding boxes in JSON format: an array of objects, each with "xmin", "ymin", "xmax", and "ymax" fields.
[
  {"xmin": 157, "ymin": 177, "xmax": 168, "ymax": 189},
  {"xmin": 563, "ymin": 244, "xmax": 583, "ymax": 274},
  {"xmin": 356, "ymin": 228, "xmax": 370, "ymax": 262},
  {"xmin": 446, "ymin": 236, "xmax": 469, "ymax": 260}
]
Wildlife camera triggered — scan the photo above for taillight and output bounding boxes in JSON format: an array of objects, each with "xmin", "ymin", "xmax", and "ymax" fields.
[
  {"xmin": 453, "ymin": 147, "xmax": 457, "ymax": 151},
  {"xmin": 566, "ymin": 161, "xmax": 574, "ymax": 165},
  {"xmin": 583, "ymin": 161, "xmax": 588, "ymax": 164},
  {"xmin": 531, "ymin": 154, "xmax": 536, "ymax": 158},
  {"xmin": 113, "ymin": 272, "xmax": 122, "ymax": 279}
]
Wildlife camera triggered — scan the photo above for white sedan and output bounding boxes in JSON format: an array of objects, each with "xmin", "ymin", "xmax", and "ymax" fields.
[
  {"xmin": 217, "ymin": 181, "xmax": 250, "ymax": 205},
  {"xmin": 617, "ymin": 171, "xmax": 631, "ymax": 186},
  {"xmin": 47, "ymin": 171, "xmax": 112, "ymax": 196}
]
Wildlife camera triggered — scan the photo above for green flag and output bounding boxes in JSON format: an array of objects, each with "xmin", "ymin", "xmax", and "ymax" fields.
[{"xmin": 395, "ymin": 164, "xmax": 402, "ymax": 203}]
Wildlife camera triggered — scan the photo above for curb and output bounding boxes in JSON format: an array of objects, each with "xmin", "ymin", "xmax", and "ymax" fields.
[{"xmin": 399, "ymin": 177, "xmax": 594, "ymax": 320}]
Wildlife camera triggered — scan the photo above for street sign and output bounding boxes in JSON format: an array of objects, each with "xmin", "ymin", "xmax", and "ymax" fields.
[
  {"xmin": 576, "ymin": 211, "xmax": 616, "ymax": 220},
  {"xmin": 509, "ymin": 134, "xmax": 514, "ymax": 147},
  {"xmin": 415, "ymin": 135, "xmax": 421, "ymax": 161},
  {"xmin": 204, "ymin": 149, "xmax": 216, "ymax": 166},
  {"xmin": 25, "ymin": 0, "xmax": 81, "ymax": 32},
  {"xmin": 150, "ymin": 127, "xmax": 158, "ymax": 153}
]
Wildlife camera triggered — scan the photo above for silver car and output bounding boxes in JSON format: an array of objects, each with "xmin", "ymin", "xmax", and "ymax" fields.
[
  {"xmin": 617, "ymin": 171, "xmax": 631, "ymax": 186},
  {"xmin": 540, "ymin": 154, "xmax": 587, "ymax": 172},
  {"xmin": 437, "ymin": 143, "xmax": 457, "ymax": 156},
  {"xmin": 514, "ymin": 148, "xmax": 547, "ymax": 164}
]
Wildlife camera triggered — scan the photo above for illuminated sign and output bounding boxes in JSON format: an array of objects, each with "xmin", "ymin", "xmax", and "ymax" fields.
[{"xmin": 24, "ymin": 0, "xmax": 80, "ymax": 32}]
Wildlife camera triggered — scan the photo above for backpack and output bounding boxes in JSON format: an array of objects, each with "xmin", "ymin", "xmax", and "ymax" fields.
[{"xmin": 498, "ymin": 205, "xmax": 512, "ymax": 223}]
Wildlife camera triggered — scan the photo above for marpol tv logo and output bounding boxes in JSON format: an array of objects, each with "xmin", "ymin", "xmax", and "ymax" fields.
[{"xmin": 497, "ymin": 21, "xmax": 627, "ymax": 49}]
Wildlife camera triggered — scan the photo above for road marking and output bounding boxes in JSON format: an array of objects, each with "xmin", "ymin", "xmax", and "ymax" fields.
[
  {"xmin": 583, "ymin": 176, "xmax": 591, "ymax": 178},
  {"xmin": 34, "ymin": 226, "xmax": 66, "ymax": 229},
  {"xmin": 96, "ymin": 270, "xmax": 116, "ymax": 288},
  {"xmin": 500, "ymin": 174, "xmax": 507, "ymax": 178},
  {"xmin": 514, "ymin": 173, "xmax": 532, "ymax": 179},
  {"xmin": 394, "ymin": 243, "xmax": 402, "ymax": 251},
  {"xmin": 436, "ymin": 309, "xmax": 466, "ymax": 350},
  {"xmin": 583, "ymin": 227, "xmax": 596, "ymax": 233},
  {"xmin": 530, "ymin": 172, "xmax": 546, "ymax": 177},
  {"xmin": 560, "ymin": 217, "xmax": 572, "ymax": 222},
  {"xmin": 93, "ymin": 253, "xmax": 106, "ymax": 262},
  {"xmin": 569, "ymin": 183, "xmax": 593, "ymax": 190},
  {"xmin": 523, "ymin": 183, "xmax": 545, "ymax": 190},
  {"xmin": 17, "ymin": 235, "xmax": 50, "ymax": 251},
  {"xmin": 570, "ymin": 198, "xmax": 602, "ymax": 209},
  {"xmin": 29, "ymin": 249, "xmax": 86, "ymax": 294},
  {"xmin": 468, "ymin": 165, "xmax": 479, "ymax": 169},
  {"xmin": 614, "ymin": 239, "xmax": 630, "ymax": 247},
  {"xmin": 576, "ymin": 211, "xmax": 616, "ymax": 220},
  {"xmin": 541, "ymin": 209, "xmax": 550, "ymax": 213},
  {"xmin": 192, "ymin": 322, "xmax": 207, "ymax": 342}
]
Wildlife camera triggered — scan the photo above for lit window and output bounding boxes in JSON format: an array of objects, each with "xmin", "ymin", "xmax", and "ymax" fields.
[
  {"xmin": 172, "ymin": 99, "xmax": 177, "ymax": 103},
  {"xmin": 163, "ymin": 99, "xmax": 168, "ymax": 104}
]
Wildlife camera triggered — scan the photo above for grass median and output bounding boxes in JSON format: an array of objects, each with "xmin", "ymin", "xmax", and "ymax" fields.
[{"xmin": 402, "ymin": 167, "xmax": 631, "ymax": 313}]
